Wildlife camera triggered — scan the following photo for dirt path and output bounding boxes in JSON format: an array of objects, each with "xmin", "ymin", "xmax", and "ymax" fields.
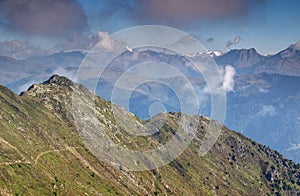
[
  {"xmin": 0, "ymin": 160, "xmax": 31, "ymax": 166},
  {"xmin": 65, "ymin": 146, "xmax": 102, "ymax": 178},
  {"xmin": 0, "ymin": 137, "xmax": 20, "ymax": 152},
  {"xmin": 0, "ymin": 136, "xmax": 31, "ymax": 166},
  {"xmin": 34, "ymin": 149, "xmax": 61, "ymax": 165},
  {"xmin": 0, "ymin": 145, "xmax": 81, "ymax": 166},
  {"xmin": 0, "ymin": 144, "xmax": 104, "ymax": 184}
]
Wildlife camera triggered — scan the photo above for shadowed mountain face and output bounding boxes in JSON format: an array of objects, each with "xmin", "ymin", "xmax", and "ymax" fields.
[{"xmin": 0, "ymin": 75, "xmax": 299, "ymax": 195}]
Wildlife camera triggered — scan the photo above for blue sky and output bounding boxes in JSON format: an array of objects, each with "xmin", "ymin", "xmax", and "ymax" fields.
[{"xmin": 0, "ymin": 0, "xmax": 299, "ymax": 55}]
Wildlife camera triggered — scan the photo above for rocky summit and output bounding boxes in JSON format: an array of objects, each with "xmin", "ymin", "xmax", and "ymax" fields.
[{"xmin": 0, "ymin": 75, "xmax": 299, "ymax": 195}]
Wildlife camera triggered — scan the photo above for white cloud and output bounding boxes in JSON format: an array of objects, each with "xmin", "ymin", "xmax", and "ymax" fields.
[
  {"xmin": 259, "ymin": 86, "xmax": 269, "ymax": 93},
  {"xmin": 286, "ymin": 143, "xmax": 300, "ymax": 151},
  {"xmin": 222, "ymin": 65, "xmax": 236, "ymax": 92},
  {"xmin": 233, "ymin": 36, "xmax": 241, "ymax": 43},
  {"xmin": 48, "ymin": 31, "xmax": 111, "ymax": 53},
  {"xmin": 0, "ymin": 39, "xmax": 45, "ymax": 59},
  {"xmin": 0, "ymin": 32, "xmax": 111, "ymax": 59},
  {"xmin": 258, "ymin": 105, "xmax": 276, "ymax": 116},
  {"xmin": 98, "ymin": 33, "xmax": 115, "ymax": 50},
  {"xmin": 226, "ymin": 36, "xmax": 241, "ymax": 49},
  {"xmin": 100, "ymin": 39, "xmax": 114, "ymax": 50},
  {"xmin": 203, "ymin": 65, "xmax": 235, "ymax": 94},
  {"xmin": 98, "ymin": 31, "xmax": 109, "ymax": 39},
  {"xmin": 94, "ymin": 31, "xmax": 125, "ymax": 51}
]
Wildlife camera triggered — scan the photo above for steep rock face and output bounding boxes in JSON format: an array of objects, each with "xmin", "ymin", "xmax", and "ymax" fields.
[{"xmin": 0, "ymin": 75, "xmax": 299, "ymax": 195}]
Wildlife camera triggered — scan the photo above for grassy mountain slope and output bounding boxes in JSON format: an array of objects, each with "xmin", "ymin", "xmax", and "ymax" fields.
[{"xmin": 0, "ymin": 75, "xmax": 299, "ymax": 195}]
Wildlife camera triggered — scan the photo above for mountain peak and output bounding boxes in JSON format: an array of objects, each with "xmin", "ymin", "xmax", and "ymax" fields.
[
  {"xmin": 43, "ymin": 74, "xmax": 74, "ymax": 87},
  {"xmin": 227, "ymin": 48, "xmax": 260, "ymax": 55},
  {"xmin": 289, "ymin": 41, "xmax": 300, "ymax": 51},
  {"xmin": 21, "ymin": 75, "xmax": 76, "ymax": 97},
  {"xmin": 279, "ymin": 41, "xmax": 300, "ymax": 58},
  {"xmin": 215, "ymin": 47, "xmax": 264, "ymax": 68}
]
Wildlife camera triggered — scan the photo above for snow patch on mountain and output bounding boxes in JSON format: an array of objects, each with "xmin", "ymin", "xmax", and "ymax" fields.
[{"xmin": 185, "ymin": 50, "xmax": 223, "ymax": 58}]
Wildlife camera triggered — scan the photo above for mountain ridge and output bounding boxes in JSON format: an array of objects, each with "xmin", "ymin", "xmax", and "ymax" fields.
[
  {"xmin": 1, "ymin": 42, "xmax": 300, "ymax": 164},
  {"xmin": 1, "ymin": 41, "xmax": 300, "ymax": 93},
  {"xmin": 0, "ymin": 75, "xmax": 299, "ymax": 195},
  {"xmin": 215, "ymin": 41, "xmax": 300, "ymax": 76}
]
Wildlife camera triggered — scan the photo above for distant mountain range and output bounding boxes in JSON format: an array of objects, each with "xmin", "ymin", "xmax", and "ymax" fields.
[
  {"xmin": 0, "ymin": 75, "xmax": 299, "ymax": 195},
  {"xmin": 216, "ymin": 41, "xmax": 300, "ymax": 76},
  {"xmin": 0, "ymin": 41, "xmax": 300, "ymax": 164}
]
